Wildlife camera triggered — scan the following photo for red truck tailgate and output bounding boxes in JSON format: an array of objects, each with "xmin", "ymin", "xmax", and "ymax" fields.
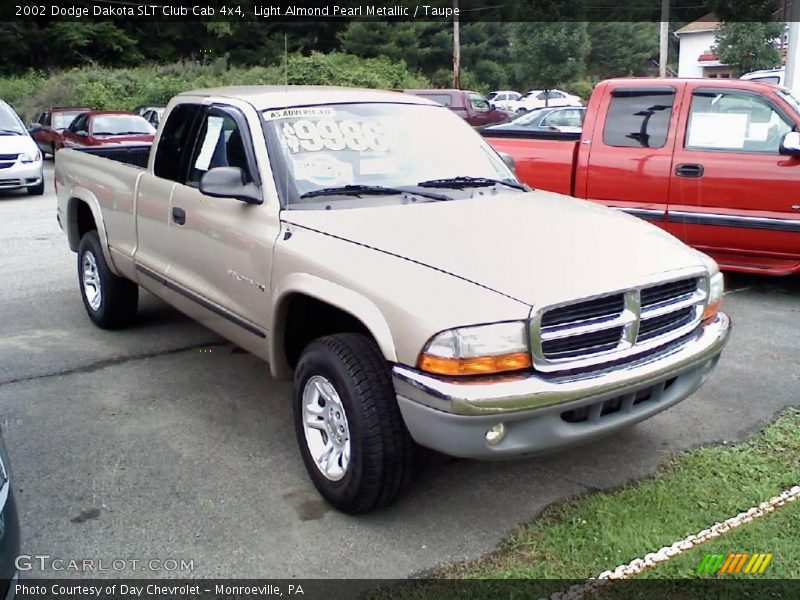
[{"xmin": 485, "ymin": 135, "xmax": 578, "ymax": 196}]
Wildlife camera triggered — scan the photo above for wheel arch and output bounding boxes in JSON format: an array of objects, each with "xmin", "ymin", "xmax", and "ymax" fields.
[
  {"xmin": 271, "ymin": 274, "xmax": 397, "ymax": 380},
  {"xmin": 65, "ymin": 191, "xmax": 117, "ymax": 274}
]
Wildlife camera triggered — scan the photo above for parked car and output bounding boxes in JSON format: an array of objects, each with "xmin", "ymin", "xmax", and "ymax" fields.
[
  {"xmin": 485, "ymin": 78, "xmax": 800, "ymax": 276},
  {"xmin": 135, "ymin": 104, "xmax": 164, "ymax": 117},
  {"xmin": 59, "ymin": 111, "xmax": 156, "ymax": 150},
  {"xmin": 0, "ymin": 100, "xmax": 44, "ymax": 195},
  {"xmin": 508, "ymin": 89, "xmax": 583, "ymax": 114},
  {"xmin": 142, "ymin": 107, "xmax": 165, "ymax": 128},
  {"xmin": 485, "ymin": 106, "xmax": 586, "ymax": 134},
  {"xmin": 55, "ymin": 86, "xmax": 730, "ymax": 513},
  {"xmin": 401, "ymin": 89, "xmax": 513, "ymax": 126},
  {"xmin": 486, "ymin": 90, "xmax": 521, "ymax": 110},
  {"xmin": 30, "ymin": 107, "xmax": 90, "ymax": 157},
  {"xmin": 0, "ymin": 430, "xmax": 21, "ymax": 597},
  {"xmin": 741, "ymin": 67, "xmax": 784, "ymax": 86}
]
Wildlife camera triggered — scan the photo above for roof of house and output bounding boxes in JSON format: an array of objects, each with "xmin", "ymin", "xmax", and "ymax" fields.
[{"xmin": 675, "ymin": 14, "xmax": 721, "ymax": 35}]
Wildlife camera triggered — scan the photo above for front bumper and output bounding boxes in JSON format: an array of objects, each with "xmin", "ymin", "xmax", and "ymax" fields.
[
  {"xmin": 0, "ymin": 161, "xmax": 43, "ymax": 191},
  {"xmin": 393, "ymin": 312, "xmax": 730, "ymax": 458}
]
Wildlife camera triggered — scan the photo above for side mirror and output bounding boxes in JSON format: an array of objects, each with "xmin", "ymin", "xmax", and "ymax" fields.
[
  {"xmin": 29, "ymin": 123, "xmax": 40, "ymax": 130},
  {"xmin": 498, "ymin": 151, "xmax": 516, "ymax": 171},
  {"xmin": 76, "ymin": 130, "xmax": 88, "ymax": 136},
  {"xmin": 199, "ymin": 167, "xmax": 262, "ymax": 204},
  {"xmin": 779, "ymin": 131, "xmax": 800, "ymax": 156}
]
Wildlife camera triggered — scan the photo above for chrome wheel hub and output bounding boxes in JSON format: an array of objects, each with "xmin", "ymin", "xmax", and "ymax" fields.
[
  {"xmin": 302, "ymin": 375, "xmax": 351, "ymax": 482},
  {"xmin": 81, "ymin": 251, "xmax": 101, "ymax": 311}
]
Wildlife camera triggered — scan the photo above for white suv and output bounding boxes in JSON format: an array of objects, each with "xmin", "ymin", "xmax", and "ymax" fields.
[
  {"xmin": 0, "ymin": 101, "xmax": 44, "ymax": 195},
  {"xmin": 486, "ymin": 90, "xmax": 521, "ymax": 110},
  {"xmin": 508, "ymin": 89, "xmax": 583, "ymax": 114}
]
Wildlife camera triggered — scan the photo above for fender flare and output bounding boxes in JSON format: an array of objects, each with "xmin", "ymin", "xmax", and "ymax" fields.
[
  {"xmin": 270, "ymin": 273, "xmax": 397, "ymax": 379},
  {"xmin": 65, "ymin": 188, "xmax": 118, "ymax": 275}
]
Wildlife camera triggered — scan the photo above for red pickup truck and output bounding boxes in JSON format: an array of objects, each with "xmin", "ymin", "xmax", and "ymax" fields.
[{"xmin": 485, "ymin": 78, "xmax": 800, "ymax": 275}]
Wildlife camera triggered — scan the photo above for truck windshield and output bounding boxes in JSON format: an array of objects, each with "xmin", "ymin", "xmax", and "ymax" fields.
[{"xmin": 262, "ymin": 103, "xmax": 515, "ymax": 208}]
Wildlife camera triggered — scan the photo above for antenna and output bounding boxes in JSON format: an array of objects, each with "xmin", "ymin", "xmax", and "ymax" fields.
[{"xmin": 284, "ymin": 34, "xmax": 289, "ymax": 91}]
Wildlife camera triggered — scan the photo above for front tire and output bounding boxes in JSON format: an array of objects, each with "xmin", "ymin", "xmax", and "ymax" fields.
[
  {"xmin": 77, "ymin": 231, "xmax": 138, "ymax": 329},
  {"xmin": 26, "ymin": 180, "xmax": 44, "ymax": 195},
  {"xmin": 293, "ymin": 334, "xmax": 414, "ymax": 514}
]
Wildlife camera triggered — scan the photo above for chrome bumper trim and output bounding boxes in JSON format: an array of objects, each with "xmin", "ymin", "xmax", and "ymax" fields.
[{"xmin": 393, "ymin": 312, "xmax": 730, "ymax": 416}]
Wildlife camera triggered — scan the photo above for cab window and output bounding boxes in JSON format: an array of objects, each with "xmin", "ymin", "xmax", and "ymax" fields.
[
  {"xmin": 186, "ymin": 109, "xmax": 254, "ymax": 187},
  {"xmin": 686, "ymin": 90, "xmax": 792, "ymax": 153},
  {"xmin": 603, "ymin": 88, "xmax": 675, "ymax": 149},
  {"xmin": 469, "ymin": 94, "xmax": 490, "ymax": 111},
  {"xmin": 153, "ymin": 104, "xmax": 203, "ymax": 182}
]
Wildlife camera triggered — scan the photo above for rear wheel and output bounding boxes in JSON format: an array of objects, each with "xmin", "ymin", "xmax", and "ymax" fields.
[
  {"xmin": 293, "ymin": 333, "xmax": 414, "ymax": 514},
  {"xmin": 77, "ymin": 231, "xmax": 138, "ymax": 329}
]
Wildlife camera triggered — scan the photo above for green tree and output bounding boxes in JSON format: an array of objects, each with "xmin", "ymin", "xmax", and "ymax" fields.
[
  {"xmin": 587, "ymin": 23, "xmax": 660, "ymax": 78},
  {"xmin": 713, "ymin": 22, "xmax": 784, "ymax": 76},
  {"xmin": 511, "ymin": 23, "xmax": 590, "ymax": 98}
]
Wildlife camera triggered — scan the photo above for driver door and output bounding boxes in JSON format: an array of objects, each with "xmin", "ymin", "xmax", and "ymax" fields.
[{"xmin": 165, "ymin": 102, "xmax": 281, "ymax": 348}]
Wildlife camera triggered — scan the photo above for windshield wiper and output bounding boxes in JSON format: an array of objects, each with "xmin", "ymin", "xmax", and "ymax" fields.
[
  {"xmin": 0, "ymin": 129, "xmax": 23, "ymax": 135},
  {"xmin": 417, "ymin": 176, "xmax": 527, "ymax": 191},
  {"xmin": 299, "ymin": 184, "xmax": 451, "ymax": 202}
]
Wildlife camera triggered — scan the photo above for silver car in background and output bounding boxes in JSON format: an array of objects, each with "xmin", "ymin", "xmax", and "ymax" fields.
[{"xmin": 0, "ymin": 100, "xmax": 44, "ymax": 196}]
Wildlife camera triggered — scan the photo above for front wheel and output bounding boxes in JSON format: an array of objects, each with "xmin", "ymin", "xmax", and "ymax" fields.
[
  {"xmin": 26, "ymin": 180, "xmax": 44, "ymax": 195},
  {"xmin": 293, "ymin": 334, "xmax": 414, "ymax": 514},
  {"xmin": 77, "ymin": 231, "xmax": 138, "ymax": 329}
]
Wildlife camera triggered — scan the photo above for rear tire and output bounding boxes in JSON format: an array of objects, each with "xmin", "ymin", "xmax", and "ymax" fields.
[
  {"xmin": 77, "ymin": 231, "xmax": 138, "ymax": 329},
  {"xmin": 293, "ymin": 333, "xmax": 414, "ymax": 514},
  {"xmin": 26, "ymin": 180, "xmax": 44, "ymax": 195}
]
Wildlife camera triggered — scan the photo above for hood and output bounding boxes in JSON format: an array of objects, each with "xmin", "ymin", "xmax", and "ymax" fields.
[
  {"xmin": 283, "ymin": 191, "xmax": 708, "ymax": 309},
  {"xmin": 0, "ymin": 134, "xmax": 37, "ymax": 155}
]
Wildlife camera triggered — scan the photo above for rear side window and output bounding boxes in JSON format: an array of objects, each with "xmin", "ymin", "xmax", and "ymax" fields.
[
  {"xmin": 603, "ymin": 88, "xmax": 675, "ymax": 149},
  {"xmin": 153, "ymin": 104, "xmax": 203, "ymax": 182}
]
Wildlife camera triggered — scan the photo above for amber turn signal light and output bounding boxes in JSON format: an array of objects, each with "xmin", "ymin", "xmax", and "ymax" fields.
[
  {"xmin": 701, "ymin": 299, "xmax": 722, "ymax": 324},
  {"xmin": 418, "ymin": 351, "xmax": 532, "ymax": 376}
]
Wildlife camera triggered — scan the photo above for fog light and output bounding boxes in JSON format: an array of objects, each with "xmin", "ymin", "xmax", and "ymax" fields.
[{"xmin": 485, "ymin": 423, "xmax": 507, "ymax": 446}]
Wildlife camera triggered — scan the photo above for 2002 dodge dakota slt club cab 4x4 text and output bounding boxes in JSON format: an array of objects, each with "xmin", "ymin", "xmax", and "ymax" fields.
[
  {"xmin": 56, "ymin": 87, "xmax": 730, "ymax": 513},
  {"xmin": 484, "ymin": 78, "xmax": 800, "ymax": 276}
]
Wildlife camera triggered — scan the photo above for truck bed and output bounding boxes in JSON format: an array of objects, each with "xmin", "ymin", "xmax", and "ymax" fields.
[
  {"xmin": 71, "ymin": 144, "xmax": 151, "ymax": 169},
  {"xmin": 482, "ymin": 131, "xmax": 578, "ymax": 196}
]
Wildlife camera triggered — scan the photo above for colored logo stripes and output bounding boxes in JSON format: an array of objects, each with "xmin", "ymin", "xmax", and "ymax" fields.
[{"xmin": 696, "ymin": 552, "xmax": 773, "ymax": 574}]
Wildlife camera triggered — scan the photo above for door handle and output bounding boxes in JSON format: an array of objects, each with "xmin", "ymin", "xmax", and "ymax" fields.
[
  {"xmin": 172, "ymin": 207, "xmax": 186, "ymax": 225},
  {"xmin": 675, "ymin": 163, "xmax": 704, "ymax": 178}
]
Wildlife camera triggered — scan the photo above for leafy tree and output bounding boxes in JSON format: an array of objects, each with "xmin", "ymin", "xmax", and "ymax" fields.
[
  {"xmin": 511, "ymin": 23, "xmax": 590, "ymax": 98},
  {"xmin": 587, "ymin": 23, "xmax": 660, "ymax": 78},
  {"xmin": 713, "ymin": 22, "xmax": 785, "ymax": 76}
]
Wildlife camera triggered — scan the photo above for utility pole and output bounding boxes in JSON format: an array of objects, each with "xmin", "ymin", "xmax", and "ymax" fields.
[
  {"xmin": 659, "ymin": 0, "xmax": 669, "ymax": 77},
  {"xmin": 786, "ymin": 0, "xmax": 800, "ymax": 94},
  {"xmin": 453, "ymin": 0, "xmax": 461, "ymax": 88}
]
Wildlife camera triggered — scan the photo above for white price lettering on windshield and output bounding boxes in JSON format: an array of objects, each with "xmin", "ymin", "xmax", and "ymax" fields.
[{"xmin": 281, "ymin": 120, "xmax": 387, "ymax": 153}]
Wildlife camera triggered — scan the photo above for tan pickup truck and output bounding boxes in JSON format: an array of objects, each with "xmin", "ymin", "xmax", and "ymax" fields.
[{"xmin": 56, "ymin": 86, "xmax": 731, "ymax": 513}]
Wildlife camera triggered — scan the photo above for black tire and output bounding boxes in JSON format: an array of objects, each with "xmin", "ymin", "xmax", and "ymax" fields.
[
  {"xmin": 50, "ymin": 144, "xmax": 56, "ymax": 159},
  {"xmin": 26, "ymin": 180, "xmax": 44, "ymax": 195},
  {"xmin": 77, "ymin": 231, "xmax": 138, "ymax": 329},
  {"xmin": 293, "ymin": 333, "xmax": 414, "ymax": 514}
]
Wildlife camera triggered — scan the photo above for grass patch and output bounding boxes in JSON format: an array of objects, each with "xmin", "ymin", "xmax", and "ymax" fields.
[{"xmin": 442, "ymin": 408, "xmax": 800, "ymax": 581}]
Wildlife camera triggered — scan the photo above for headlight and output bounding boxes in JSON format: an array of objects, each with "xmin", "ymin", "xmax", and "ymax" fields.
[
  {"xmin": 702, "ymin": 270, "xmax": 724, "ymax": 323},
  {"xmin": 418, "ymin": 321, "xmax": 531, "ymax": 376},
  {"xmin": 20, "ymin": 150, "xmax": 41, "ymax": 163}
]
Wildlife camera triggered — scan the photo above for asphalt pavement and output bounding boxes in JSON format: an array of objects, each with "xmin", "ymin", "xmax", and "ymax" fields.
[{"xmin": 0, "ymin": 162, "xmax": 798, "ymax": 578}]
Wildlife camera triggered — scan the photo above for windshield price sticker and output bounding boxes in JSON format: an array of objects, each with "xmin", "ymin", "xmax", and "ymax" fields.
[{"xmin": 281, "ymin": 119, "xmax": 388, "ymax": 154}]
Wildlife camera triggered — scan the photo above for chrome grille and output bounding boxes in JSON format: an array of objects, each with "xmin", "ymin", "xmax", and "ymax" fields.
[{"xmin": 531, "ymin": 272, "xmax": 707, "ymax": 373}]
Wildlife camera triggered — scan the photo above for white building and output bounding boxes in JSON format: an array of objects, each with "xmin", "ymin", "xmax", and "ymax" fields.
[
  {"xmin": 675, "ymin": 15, "xmax": 730, "ymax": 78},
  {"xmin": 676, "ymin": 14, "xmax": 789, "ymax": 79}
]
